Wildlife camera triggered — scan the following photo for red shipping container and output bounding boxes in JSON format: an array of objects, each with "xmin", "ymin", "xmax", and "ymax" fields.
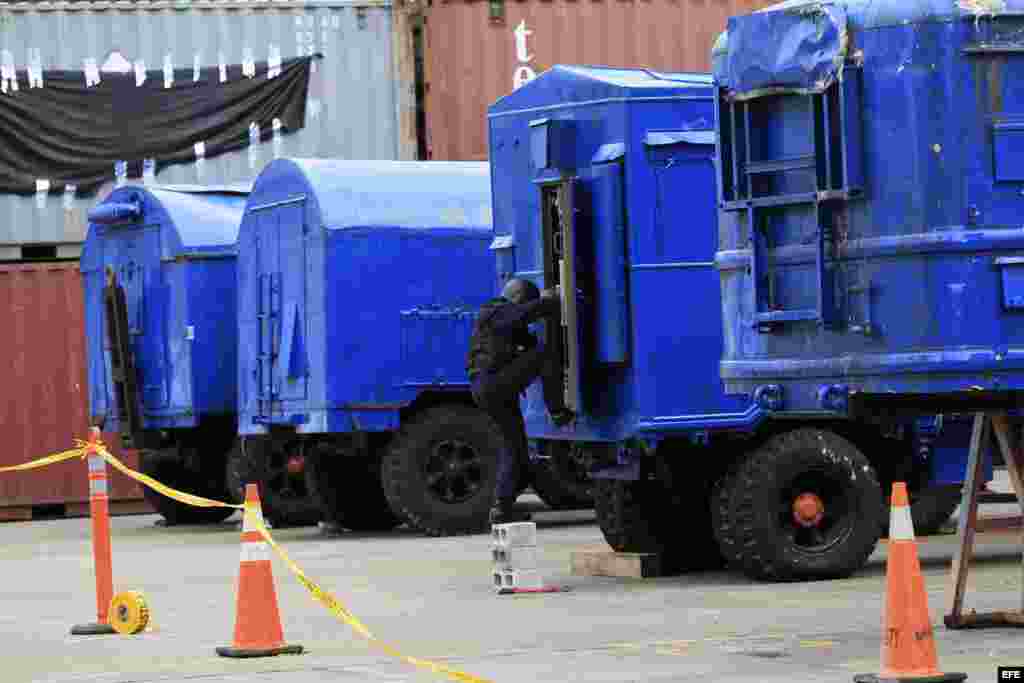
[
  {"xmin": 423, "ymin": 0, "xmax": 775, "ymax": 161},
  {"xmin": 0, "ymin": 262, "xmax": 147, "ymax": 521}
]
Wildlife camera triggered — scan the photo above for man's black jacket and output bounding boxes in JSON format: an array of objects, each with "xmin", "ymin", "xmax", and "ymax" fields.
[{"xmin": 466, "ymin": 295, "xmax": 561, "ymax": 379}]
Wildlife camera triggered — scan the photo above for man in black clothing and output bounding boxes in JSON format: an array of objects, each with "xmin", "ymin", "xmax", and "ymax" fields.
[{"xmin": 467, "ymin": 278, "xmax": 575, "ymax": 525}]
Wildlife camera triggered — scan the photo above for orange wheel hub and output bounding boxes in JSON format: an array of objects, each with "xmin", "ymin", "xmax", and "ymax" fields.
[
  {"xmin": 286, "ymin": 455, "xmax": 305, "ymax": 475},
  {"xmin": 792, "ymin": 492, "xmax": 825, "ymax": 527}
]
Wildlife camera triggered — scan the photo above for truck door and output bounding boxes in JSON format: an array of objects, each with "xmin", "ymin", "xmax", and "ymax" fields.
[
  {"xmin": 251, "ymin": 198, "xmax": 308, "ymax": 422},
  {"xmin": 541, "ymin": 181, "xmax": 582, "ymax": 413},
  {"xmin": 113, "ymin": 226, "xmax": 168, "ymax": 413}
]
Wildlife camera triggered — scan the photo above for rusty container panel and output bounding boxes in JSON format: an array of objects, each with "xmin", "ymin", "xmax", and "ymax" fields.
[
  {"xmin": 0, "ymin": 262, "xmax": 144, "ymax": 517},
  {"xmin": 423, "ymin": 0, "xmax": 774, "ymax": 161}
]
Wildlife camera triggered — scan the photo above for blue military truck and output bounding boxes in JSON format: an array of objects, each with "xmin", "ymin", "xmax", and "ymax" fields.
[
  {"xmin": 486, "ymin": 64, "xmax": 989, "ymax": 581},
  {"xmin": 232, "ymin": 159, "xmax": 522, "ymax": 533},
  {"xmin": 81, "ymin": 184, "xmax": 248, "ymax": 524},
  {"xmin": 709, "ymin": 0, "xmax": 1023, "ymax": 574}
]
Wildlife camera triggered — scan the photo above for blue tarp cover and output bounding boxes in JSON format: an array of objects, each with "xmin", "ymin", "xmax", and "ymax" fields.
[
  {"xmin": 713, "ymin": 0, "xmax": 1024, "ymax": 97},
  {"xmin": 713, "ymin": 3, "xmax": 848, "ymax": 96}
]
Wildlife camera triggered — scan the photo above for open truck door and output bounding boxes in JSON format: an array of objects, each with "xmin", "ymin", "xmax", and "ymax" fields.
[{"xmin": 541, "ymin": 179, "xmax": 582, "ymax": 414}]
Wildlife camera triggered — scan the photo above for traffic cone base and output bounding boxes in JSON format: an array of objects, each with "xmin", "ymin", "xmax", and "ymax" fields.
[
  {"xmin": 854, "ymin": 483, "xmax": 967, "ymax": 683},
  {"xmin": 217, "ymin": 483, "xmax": 303, "ymax": 659},
  {"xmin": 854, "ymin": 674, "xmax": 966, "ymax": 683},
  {"xmin": 69, "ymin": 622, "xmax": 116, "ymax": 636},
  {"xmin": 216, "ymin": 644, "xmax": 304, "ymax": 659}
]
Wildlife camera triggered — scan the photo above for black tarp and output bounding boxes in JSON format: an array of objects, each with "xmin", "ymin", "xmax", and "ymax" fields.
[{"xmin": 0, "ymin": 56, "xmax": 315, "ymax": 196}]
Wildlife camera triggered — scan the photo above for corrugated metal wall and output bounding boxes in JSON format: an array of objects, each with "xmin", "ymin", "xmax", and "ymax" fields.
[
  {"xmin": 0, "ymin": 262, "xmax": 144, "ymax": 513},
  {"xmin": 423, "ymin": 0, "xmax": 774, "ymax": 161},
  {"xmin": 0, "ymin": 0, "xmax": 414, "ymax": 256}
]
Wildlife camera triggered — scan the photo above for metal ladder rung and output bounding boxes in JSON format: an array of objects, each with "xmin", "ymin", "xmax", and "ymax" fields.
[{"xmin": 744, "ymin": 155, "xmax": 816, "ymax": 175}]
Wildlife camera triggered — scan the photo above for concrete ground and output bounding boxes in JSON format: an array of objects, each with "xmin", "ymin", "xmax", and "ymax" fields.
[{"xmin": 5, "ymin": 483, "xmax": 1024, "ymax": 683}]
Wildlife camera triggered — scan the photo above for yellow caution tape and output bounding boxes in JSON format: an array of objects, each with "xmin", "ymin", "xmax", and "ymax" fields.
[
  {"xmin": 89, "ymin": 445, "xmax": 492, "ymax": 683},
  {"xmin": 1, "ymin": 440, "xmax": 488, "ymax": 683},
  {"xmin": 93, "ymin": 445, "xmax": 243, "ymax": 510},
  {"xmin": 0, "ymin": 446, "xmax": 90, "ymax": 473},
  {"xmin": 250, "ymin": 515, "xmax": 493, "ymax": 683}
]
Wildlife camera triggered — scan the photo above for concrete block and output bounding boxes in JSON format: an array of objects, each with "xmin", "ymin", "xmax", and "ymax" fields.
[
  {"xmin": 492, "ymin": 568, "xmax": 543, "ymax": 591},
  {"xmin": 492, "ymin": 545, "xmax": 538, "ymax": 570},
  {"xmin": 491, "ymin": 522, "xmax": 536, "ymax": 548},
  {"xmin": 570, "ymin": 551, "xmax": 662, "ymax": 579}
]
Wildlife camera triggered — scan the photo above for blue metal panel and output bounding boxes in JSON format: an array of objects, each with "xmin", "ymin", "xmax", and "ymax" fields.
[
  {"xmin": 80, "ymin": 184, "xmax": 246, "ymax": 432},
  {"xmin": 82, "ymin": 267, "xmax": 110, "ymax": 423},
  {"xmin": 186, "ymin": 259, "xmax": 238, "ymax": 417},
  {"xmin": 275, "ymin": 201, "xmax": 309, "ymax": 405},
  {"xmin": 993, "ymin": 123, "xmax": 1024, "ymax": 182},
  {"xmin": 490, "ymin": 234, "xmax": 517, "ymax": 290},
  {"xmin": 323, "ymin": 227, "xmax": 493, "ymax": 433},
  {"xmin": 927, "ymin": 417, "xmax": 994, "ymax": 486},
  {"xmin": 712, "ymin": 5, "xmax": 1024, "ymax": 410},
  {"xmin": 235, "ymin": 159, "xmax": 494, "ymax": 436},
  {"xmin": 997, "ymin": 257, "xmax": 1024, "ymax": 310},
  {"xmin": 400, "ymin": 307, "xmax": 479, "ymax": 387},
  {"xmin": 586, "ymin": 162, "xmax": 628, "ymax": 364},
  {"xmin": 839, "ymin": 72, "xmax": 865, "ymax": 191},
  {"xmin": 530, "ymin": 119, "xmax": 551, "ymax": 170},
  {"xmin": 530, "ymin": 119, "xmax": 576, "ymax": 172},
  {"xmin": 139, "ymin": 251, "xmax": 170, "ymax": 411}
]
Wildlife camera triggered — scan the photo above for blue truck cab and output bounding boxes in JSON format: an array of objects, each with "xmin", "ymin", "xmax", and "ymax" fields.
[
  {"xmin": 80, "ymin": 184, "xmax": 248, "ymax": 524},
  {"xmin": 488, "ymin": 64, "xmax": 985, "ymax": 581}
]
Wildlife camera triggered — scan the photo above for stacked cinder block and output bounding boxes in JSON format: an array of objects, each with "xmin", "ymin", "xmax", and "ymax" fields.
[{"xmin": 491, "ymin": 522, "xmax": 542, "ymax": 591}]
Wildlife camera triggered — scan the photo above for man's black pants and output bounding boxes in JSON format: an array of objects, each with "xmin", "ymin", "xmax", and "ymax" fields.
[{"xmin": 471, "ymin": 344, "xmax": 565, "ymax": 502}]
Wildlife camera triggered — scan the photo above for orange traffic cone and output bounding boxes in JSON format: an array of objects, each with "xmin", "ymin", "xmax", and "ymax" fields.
[
  {"xmin": 854, "ymin": 483, "xmax": 966, "ymax": 683},
  {"xmin": 216, "ymin": 484, "xmax": 303, "ymax": 658}
]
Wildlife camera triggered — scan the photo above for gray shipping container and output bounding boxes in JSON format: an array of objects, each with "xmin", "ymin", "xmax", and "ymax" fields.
[{"xmin": 0, "ymin": 0, "xmax": 417, "ymax": 259}]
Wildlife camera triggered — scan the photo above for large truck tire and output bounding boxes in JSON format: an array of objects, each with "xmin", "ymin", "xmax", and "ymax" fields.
[
  {"xmin": 305, "ymin": 447, "xmax": 403, "ymax": 532},
  {"xmin": 715, "ymin": 428, "xmax": 883, "ymax": 582},
  {"xmin": 530, "ymin": 441, "xmax": 594, "ymax": 511},
  {"xmin": 225, "ymin": 438, "xmax": 320, "ymax": 527},
  {"xmin": 140, "ymin": 449, "xmax": 234, "ymax": 525},
  {"xmin": 594, "ymin": 476, "xmax": 725, "ymax": 573},
  {"xmin": 710, "ymin": 458, "xmax": 747, "ymax": 567},
  {"xmin": 382, "ymin": 404, "xmax": 502, "ymax": 536}
]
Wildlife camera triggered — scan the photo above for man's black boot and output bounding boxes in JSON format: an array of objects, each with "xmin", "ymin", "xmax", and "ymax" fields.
[{"xmin": 489, "ymin": 498, "xmax": 531, "ymax": 525}]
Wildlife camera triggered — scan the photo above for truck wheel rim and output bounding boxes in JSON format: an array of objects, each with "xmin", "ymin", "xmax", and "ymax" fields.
[
  {"xmin": 424, "ymin": 439, "xmax": 483, "ymax": 504},
  {"xmin": 779, "ymin": 467, "xmax": 854, "ymax": 553},
  {"xmin": 267, "ymin": 442, "xmax": 309, "ymax": 503}
]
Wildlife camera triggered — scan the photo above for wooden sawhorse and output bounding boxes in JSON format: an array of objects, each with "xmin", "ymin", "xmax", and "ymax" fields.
[{"xmin": 945, "ymin": 412, "xmax": 1024, "ymax": 628}]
